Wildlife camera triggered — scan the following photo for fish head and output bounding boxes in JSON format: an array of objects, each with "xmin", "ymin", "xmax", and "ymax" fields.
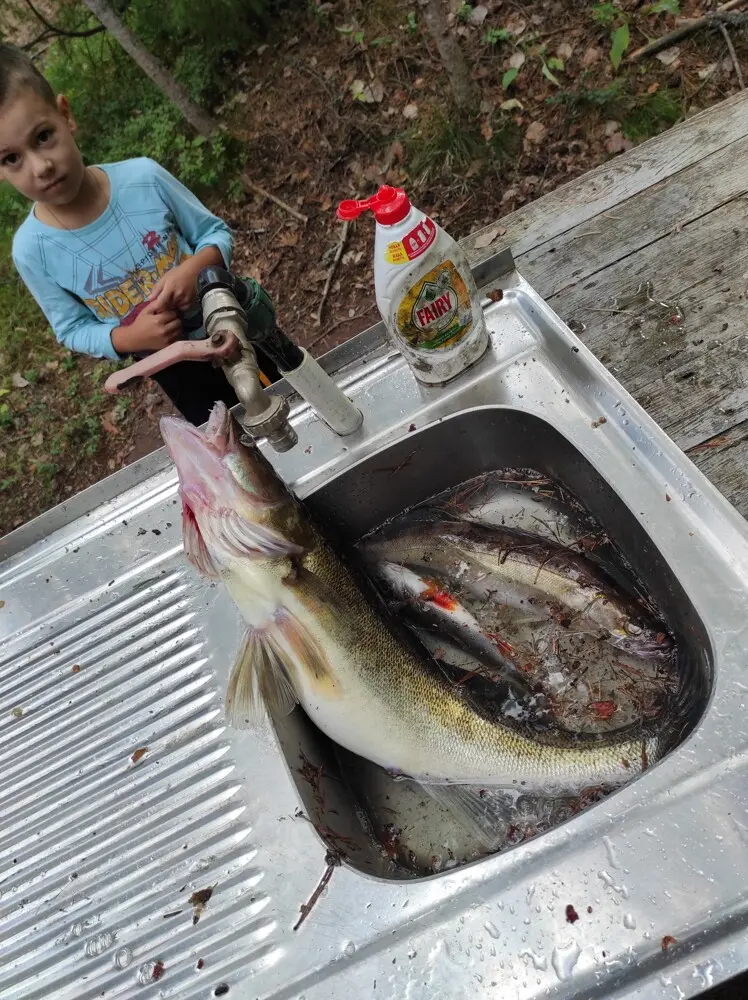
[
  {"xmin": 160, "ymin": 402, "xmax": 307, "ymax": 573},
  {"xmin": 608, "ymin": 612, "xmax": 674, "ymax": 659}
]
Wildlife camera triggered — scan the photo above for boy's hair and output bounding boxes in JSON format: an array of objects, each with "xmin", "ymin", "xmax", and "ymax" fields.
[{"xmin": 0, "ymin": 44, "xmax": 56, "ymax": 109}]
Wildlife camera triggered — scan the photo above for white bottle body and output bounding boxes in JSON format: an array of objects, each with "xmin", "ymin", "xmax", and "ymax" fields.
[{"xmin": 373, "ymin": 205, "xmax": 489, "ymax": 385}]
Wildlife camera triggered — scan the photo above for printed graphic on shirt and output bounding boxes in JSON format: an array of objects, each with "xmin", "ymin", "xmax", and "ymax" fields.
[{"xmin": 82, "ymin": 229, "xmax": 191, "ymax": 321}]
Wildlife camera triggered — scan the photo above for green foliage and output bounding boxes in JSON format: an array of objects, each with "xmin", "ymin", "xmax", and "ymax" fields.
[
  {"xmin": 404, "ymin": 106, "xmax": 519, "ymax": 192},
  {"xmin": 502, "ymin": 67, "xmax": 519, "ymax": 89},
  {"xmin": 484, "ymin": 27, "xmax": 511, "ymax": 45},
  {"xmin": 406, "ymin": 11, "xmax": 418, "ymax": 33},
  {"xmin": 44, "ymin": 29, "xmax": 240, "ymax": 195},
  {"xmin": 621, "ymin": 88, "xmax": 681, "ymax": 140},
  {"xmin": 592, "ymin": 2, "xmax": 619, "ymax": 25},
  {"xmin": 541, "ymin": 60, "xmax": 562, "ymax": 86},
  {"xmin": 455, "ymin": 3, "xmax": 473, "ymax": 23},
  {"xmin": 548, "ymin": 80, "xmax": 626, "ymax": 118},
  {"xmin": 548, "ymin": 79, "xmax": 681, "ymax": 141},
  {"xmin": 644, "ymin": 0, "xmax": 680, "ymax": 13},
  {"xmin": 610, "ymin": 23, "xmax": 630, "ymax": 70}
]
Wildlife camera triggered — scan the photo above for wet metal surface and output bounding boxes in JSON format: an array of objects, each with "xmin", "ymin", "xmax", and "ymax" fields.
[{"xmin": 2, "ymin": 253, "xmax": 748, "ymax": 998}]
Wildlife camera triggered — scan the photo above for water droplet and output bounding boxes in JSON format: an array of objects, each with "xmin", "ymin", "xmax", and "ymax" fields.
[
  {"xmin": 343, "ymin": 941, "xmax": 356, "ymax": 957},
  {"xmin": 84, "ymin": 931, "xmax": 115, "ymax": 957},
  {"xmin": 603, "ymin": 835, "xmax": 620, "ymax": 869},
  {"xmin": 551, "ymin": 939, "xmax": 581, "ymax": 981},
  {"xmin": 115, "ymin": 947, "xmax": 132, "ymax": 969},
  {"xmin": 519, "ymin": 948, "xmax": 548, "ymax": 972},
  {"xmin": 484, "ymin": 922, "xmax": 501, "ymax": 940},
  {"xmin": 136, "ymin": 962, "xmax": 157, "ymax": 986},
  {"xmin": 623, "ymin": 913, "xmax": 637, "ymax": 930}
]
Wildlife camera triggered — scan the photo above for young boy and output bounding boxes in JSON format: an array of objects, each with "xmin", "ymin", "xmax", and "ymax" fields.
[{"xmin": 0, "ymin": 44, "xmax": 279, "ymax": 426}]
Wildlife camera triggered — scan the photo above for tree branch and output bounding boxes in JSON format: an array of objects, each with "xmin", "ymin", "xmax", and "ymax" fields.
[
  {"xmin": 22, "ymin": 0, "xmax": 106, "ymax": 39},
  {"xmin": 629, "ymin": 0, "xmax": 747, "ymax": 61}
]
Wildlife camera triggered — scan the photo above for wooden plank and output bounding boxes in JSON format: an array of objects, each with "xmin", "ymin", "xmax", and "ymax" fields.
[
  {"xmin": 463, "ymin": 89, "xmax": 748, "ymax": 264},
  {"xmin": 687, "ymin": 423, "xmax": 748, "ymax": 519},
  {"xmin": 541, "ymin": 197, "xmax": 748, "ymax": 452},
  {"xmin": 515, "ymin": 133, "xmax": 748, "ymax": 301}
]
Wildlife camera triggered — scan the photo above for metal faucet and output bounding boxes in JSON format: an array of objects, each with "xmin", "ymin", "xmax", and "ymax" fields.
[{"xmin": 104, "ymin": 267, "xmax": 363, "ymax": 454}]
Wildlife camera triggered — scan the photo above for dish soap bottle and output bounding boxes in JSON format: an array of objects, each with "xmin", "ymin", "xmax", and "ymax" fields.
[{"xmin": 337, "ymin": 186, "xmax": 489, "ymax": 385}]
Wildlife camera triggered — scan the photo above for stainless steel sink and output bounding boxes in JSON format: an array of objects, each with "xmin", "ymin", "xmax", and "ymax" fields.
[
  {"xmin": 2, "ymin": 250, "xmax": 748, "ymax": 1000},
  {"xmin": 278, "ymin": 405, "xmax": 713, "ymax": 881}
]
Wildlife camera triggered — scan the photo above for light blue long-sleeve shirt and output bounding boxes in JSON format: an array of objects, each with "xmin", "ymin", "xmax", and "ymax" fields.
[{"xmin": 12, "ymin": 157, "xmax": 233, "ymax": 360}]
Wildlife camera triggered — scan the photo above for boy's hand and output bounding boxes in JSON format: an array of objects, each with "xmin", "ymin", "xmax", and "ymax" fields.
[
  {"xmin": 111, "ymin": 300, "xmax": 182, "ymax": 354},
  {"xmin": 147, "ymin": 246, "xmax": 224, "ymax": 313},
  {"xmin": 147, "ymin": 258, "xmax": 201, "ymax": 313}
]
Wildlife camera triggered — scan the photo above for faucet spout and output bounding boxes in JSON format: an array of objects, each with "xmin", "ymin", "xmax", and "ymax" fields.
[{"xmin": 221, "ymin": 346, "xmax": 298, "ymax": 453}]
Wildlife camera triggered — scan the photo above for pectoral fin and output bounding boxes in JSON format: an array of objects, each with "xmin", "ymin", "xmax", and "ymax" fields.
[{"xmin": 224, "ymin": 608, "xmax": 335, "ymax": 727}]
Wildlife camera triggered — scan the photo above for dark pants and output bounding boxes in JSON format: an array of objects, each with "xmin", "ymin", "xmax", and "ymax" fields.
[{"xmin": 149, "ymin": 347, "xmax": 281, "ymax": 427}]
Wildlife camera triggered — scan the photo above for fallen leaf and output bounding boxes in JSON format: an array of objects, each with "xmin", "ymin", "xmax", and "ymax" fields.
[
  {"xmin": 487, "ymin": 289, "xmax": 504, "ymax": 302},
  {"xmin": 524, "ymin": 121, "xmax": 547, "ymax": 146},
  {"xmin": 390, "ymin": 139, "xmax": 405, "ymax": 161},
  {"xmin": 469, "ymin": 4, "xmax": 488, "ymax": 25},
  {"xmin": 605, "ymin": 131, "xmax": 633, "ymax": 154},
  {"xmin": 72, "ymin": 664, "xmax": 81, "ymax": 673},
  {"xmin": 505, "ymin": 12, "xmax": 527, "ymax": 35},
  {"xmin": 582, "ymin": 46, "xmax": 601, "ymax": 66},
  {"xmin": 473, "ymin": 225, "xmax": 507, "ymax": 249},
  {"xmin": 350, "ymin": 78, "xmax": 384, "ymax": 103},
  {"xmin": 189, "ymin": 885, "xmax": 215, "ymax": 925},
  {"xmin": 402, "ymin": 102, "xmax": 419, "ymax": 119},
  {"xmin": 31, "ymin": 431, "xmax": 43, "ymax": 446},
  {"xmin": 698, "ymin": 62, "xmax": 717, "ymax": 80},
  {"xmin": 480, "ymin": 121, "xmax": 493, "ymax": 141},
  {"xmin": 44, "ymin": 360, "xmax": 59, "ymax": 371},
  {"xmin": 604, "ymin": 119, "xmax": 621, "ymax": 136},
  {"xmin": 500, "ymin": 98, "xmax": 524, "ymax": 111},
  {"xmin": 655, "ymin": 46, "xmax": 680, "ymax": 66},
  {"xmin": 556, "ymin": 42, "xmax": 573, "ymax": 61},
  {"xmin": 278, "ymin": 230, "xmax": 300, "ymax": 247},
  {"xmin": 590, "ymin": 700, "xmax": 616, "ymax": 720},
  {"xmin": 130, "ymin": 747, "xmax": 149, "ymax": 765},
  {"xmin": 101, "ymin": 417, "xmax": 119, "ymax": 435},
  {"xmin": 320, "ymin": 196, "xmax": 332, "ymax": 211},
  {"xmin": 661, "ymin": 935, "xmax": 677, "ymax": 951},
  {"xmin": 11, "ymin": 372, "xmax": 30, "ymax": 388},
  {"xmin": 508, "ymin": 50, "xmax": 526, "ymax": 69},
  {"xmin": 11, "ymin": 706, "xmax": 23, "ymax": 718}
]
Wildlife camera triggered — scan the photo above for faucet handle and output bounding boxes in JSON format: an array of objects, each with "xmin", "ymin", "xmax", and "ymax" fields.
[{"xmin": 103, "ymin": 332, "xmax": 243, "ymax": 395}]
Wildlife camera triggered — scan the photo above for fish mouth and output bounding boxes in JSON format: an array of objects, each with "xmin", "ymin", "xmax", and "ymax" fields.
[
  {"xmin": 160, "ymin": 401, "xmax": 233, "ymax": 457},
  {"xmin": 160, "ymin": 404, "xmax": 236, "ymax": 503}
]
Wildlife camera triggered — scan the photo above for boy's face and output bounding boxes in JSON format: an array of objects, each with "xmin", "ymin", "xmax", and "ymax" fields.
[{"xmin": 0, "ymin": 88, "xmax": 86, "ymax": 206}]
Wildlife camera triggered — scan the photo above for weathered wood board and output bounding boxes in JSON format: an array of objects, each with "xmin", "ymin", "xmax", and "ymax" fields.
[{"xmin": 467, "ymin": 90, "xmax": 748, "ymax": 517}]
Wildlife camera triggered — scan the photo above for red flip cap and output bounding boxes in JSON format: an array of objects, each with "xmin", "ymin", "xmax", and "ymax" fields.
[{"xmin": 337, "ymin": 185, "xmax": 411, "ymax": 226}]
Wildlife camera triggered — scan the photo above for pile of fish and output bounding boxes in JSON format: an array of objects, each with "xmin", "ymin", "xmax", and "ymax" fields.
[{"xmin": 160, "ymin": 404, "xmax": 684, "ymax": 853}]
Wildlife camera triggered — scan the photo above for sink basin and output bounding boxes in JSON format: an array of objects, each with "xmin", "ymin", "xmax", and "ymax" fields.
[
  {"xmin": 2, "ymin": 250, "xmax": 748, "ymax": 1000},
  {"xmin": 277, "ymin": 406, "xmax": 713, "ymax": 880}
]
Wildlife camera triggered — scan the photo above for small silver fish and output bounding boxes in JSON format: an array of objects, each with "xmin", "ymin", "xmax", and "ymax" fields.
[
  {"xmin": 160, "ymin": 404, "xmax": 663, "ymax": 794},
  {"xmin": 366, "ymin": 560, "xmax": 531, "ymax": 694},
  {"xmin": 361, "ymin": 519, "xmax": 674, "ymax": 660}
]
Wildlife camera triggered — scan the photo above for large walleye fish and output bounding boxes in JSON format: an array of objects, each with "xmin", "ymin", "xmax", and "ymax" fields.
[
  {"xmin": 160, "ymin": 403, "xmax": 663, "ymax": 794},
  {"xmin": 360, "ymin": 519, "xmax": 674, "ymax": 660}
]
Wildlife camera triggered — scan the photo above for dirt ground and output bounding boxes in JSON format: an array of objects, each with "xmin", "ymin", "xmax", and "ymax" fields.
[{"xmin": 2, "ymin": 0, "xmax": 746, "ymax": 535}]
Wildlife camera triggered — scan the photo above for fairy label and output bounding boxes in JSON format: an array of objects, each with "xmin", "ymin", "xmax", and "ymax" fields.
[{"xmin": 397, "ymin": 261, "xmax": 472, "ymax": 350}]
